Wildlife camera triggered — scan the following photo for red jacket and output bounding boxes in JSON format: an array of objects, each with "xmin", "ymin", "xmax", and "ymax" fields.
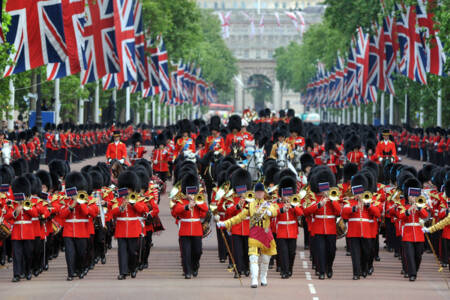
[
  {"xmin": 152, "ymin": 147, "xmax": 170, "ymax": 172},
  {"xmin": 106, "ymin": 141, "xmax": 127, "ymax": 161},
  {"xmin": 60, "ymin": 203, "xmax": 91, "ymax": 238},
  {"xmin": 398, "ymin": 205, "xmax": 428, "ymax": 242},
  {"xmin": 172, "ymin": 197, "xmax": 208, "ymax": 236},
  {"xmin": 226, "ymin": 197, "xmax": 249, "ymax": 236},
  {"xmin": 275, "ymin": 202, "xmax": 303, "ymax": 238},
  {"xmin": 342, "ymin": 200, "xmax": 380, "ymax": 238},
  {"xmin": 110, "ymin": 199, "xmax": 148, "ymax": 238},
  {"xmin": 174, "ymin": 137, "xmax": 196, "ymax": 158},
  {"xmin": 130, "ymin": 146, "xmax": 146, "ymax": 165},
  {"xmin": 144, "ymin": 187, "xmax": 160, "ymax": 232},
  {"xmin": 5, "ymin": 205, "xmax": 38, "ymax": 240},
  {"xmin": 304, "ymin": 194, "xmax": 341, "ymax": 235},
  {"xmin": 225, "ymin": 133, "xmax": 244, "ymax": 155},
  {"xmin": 346, "ymin": 151, "xmax": 364, "ymax": 168},
  {"xmin": 375, "ymin": 140, "xmax": 398, "ymax": 162},
  {"xmin": 31, "ymin": 197, "xmax": 50, "ymax": 239},
  {"xmin": 205, "ymin": 135, "xmax": 226, "ymax": 154}
]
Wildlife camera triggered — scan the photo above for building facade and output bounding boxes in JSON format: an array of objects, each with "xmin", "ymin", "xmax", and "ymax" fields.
[{"xmin": 198, "ymin": 0, "xmax": 324, "ymax": 114}]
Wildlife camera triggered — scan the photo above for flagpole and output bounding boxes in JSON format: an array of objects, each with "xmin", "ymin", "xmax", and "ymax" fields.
[
  {"xmin": 144, "ymin": 99, "xmax": 148, "ymax": 124},
  {"xmin": 352, "ymin": 106, "xmax": 356, "ymax": 123},
  {"xmin": 8, "ymin": 79, "xmax": 14, "ymax": 131},
  {"xmin": 341, "ymin": 109, "xmax": 345, "ymax": 125},
  {"xmin": 364, "ymin": 106, "xmax": 368, "ymax": 125},
  {"xmin": 112, "ymin": 87, "xmax": 117, "ymax": 122},
  {"xmin": 380, "ymin": 92, "xmax": 385, "ymax": 125},
  {"xmin": 437, "ymin": 80, "xmax": 442, "ymax": 127},
  {"xmin": 157, "ymin": 98, "xmax": 161, "ymax": 126},
  {"xmin": 125, "ymin": 87, "xmax": 131, "ymax": 122},
  {"xmin": 389, "ymin": 93, "xmax": 394, "ymax": 125},
  {"xmin": 78, "ymin": 85, "xmax": 84, "ymax": 124},
  {"xmin": 151, "ymin": 97, "xmax": 155, "ymax": 126},
  {"xmin": 94, "ymin": 80, "xmax": 100, "ymax": 123},
  {"xmin": 357, "ymin": 105, "xmax": 361, "ymax": 124},
  {"xmin": 404, "ymin": 93, "xmax": 408, "ymax": 125},
  {"xmin": 54, "ymin": 79, "xmax": 60, "ymax": 125}
]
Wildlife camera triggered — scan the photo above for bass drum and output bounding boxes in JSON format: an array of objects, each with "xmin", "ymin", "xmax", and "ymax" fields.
[{"xmin": 336, "ymin": 217, "xmax": 347, "ymax": 239}]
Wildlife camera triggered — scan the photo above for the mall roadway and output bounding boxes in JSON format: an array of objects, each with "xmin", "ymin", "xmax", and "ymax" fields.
[{"xmin": 0, "ymin": 154, "xmax": 448, "ymax": 300}]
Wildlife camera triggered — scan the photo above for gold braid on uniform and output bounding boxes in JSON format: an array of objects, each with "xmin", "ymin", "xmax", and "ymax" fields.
[{"xmin": 429, "ymin": 214, "xmax": 450, "ymax": 233}]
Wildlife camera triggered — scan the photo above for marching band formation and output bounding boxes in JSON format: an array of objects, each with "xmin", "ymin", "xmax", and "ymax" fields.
[{"xmin": 0, "ymin": 108, "xmax": 449, "ymax": 288}]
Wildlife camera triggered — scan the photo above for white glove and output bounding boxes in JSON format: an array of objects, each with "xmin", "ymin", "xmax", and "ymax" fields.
[
  {"xmin": 266, "ymin": 210, "xmax": 272, "ymax": 217},
  {"xmin": 119, "ymin": 159, "xmax": 124, "ymax": 164},
  {"xmin": 379, "ymin": 157, "xmax": 383, "ymax": 162},
  {"xmin": 108, "ymin": 158, "xmax": 112, "ymax": 163},
  {"xmin": 153, "ymin": 160, "xmax": 158, "ymax": 165},
  {"xmin": 217, "ymin": 221, "xmax": 226, "ymax": 228},
  {"xmin": 421, "ymin": 227, "xmax": 430, "ymax": 233}
]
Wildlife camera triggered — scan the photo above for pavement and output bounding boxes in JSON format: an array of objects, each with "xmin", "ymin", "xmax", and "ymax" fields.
[{"xmin": 0, "ymin": 155, "xmax": 449, "ymax": 300}]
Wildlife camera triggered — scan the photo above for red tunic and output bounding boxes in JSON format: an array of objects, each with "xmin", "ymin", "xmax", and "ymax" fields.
[
  {"xmin": 304, "ymin": 194, "xmax": 341, "ymax": 235},
  {"xmin": 172, "ymin": 198, "xmax": 208, "ymax": 237}
]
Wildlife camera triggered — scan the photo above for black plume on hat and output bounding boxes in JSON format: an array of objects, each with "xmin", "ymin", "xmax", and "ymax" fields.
[
  {"xmin": 118, "ymin": 170, "xmax": 140, "ymax": 192},
  {"xmin": 12, "ymin": 176, "xmax": 31, "ymax": 198}
]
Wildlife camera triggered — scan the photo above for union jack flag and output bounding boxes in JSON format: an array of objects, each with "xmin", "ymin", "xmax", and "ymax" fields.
[
  {"xmin": 416, "ymin": 0, "xmax": 446, "ymax": 76},
  {"xmin": 47, "ymin": 0, "xmax": 86, "ymax": 80},
  {"xmin": 157, "ymin": 37, "xmax": 170, "ymax": 92},
  {"xmin": 81, "ymin": 0, "xmax": 119, "ymax": 85},
  {"xmin": 333, "ymin": 55, "xmax": 345, "ymax": 107},
  {"xmin": 0, "ymin": 0, "xmax": 5, "ymax": 44},
  {"xmin": 142, "ymin": 42, "xmax": 160, "ymax": 98},
  {"xmin": 5, "ymin": 0, "xmax": 68, "ymax": 77},
  {"xmin": 355, "ymin": 28, "xmax": 370, "ymax": 105},
  {"xmin": 344, "ymin": 44, "xmax": 357, "ymax": 106},
  {"xmin": 133, "ymin": 1, "xmax": 147, "ymax": 85},
  {"xmin": 396, "ymin": 4, "xmax": 428, "ymax": 84},
  {"xmin": 113, "ymin": 0, "xmax": 137, "ymax": 86},
  {"xmin": 368, "ymin": 24, "xmax": 385, "ymax": 92},
  {"xmin": 382, "ymin": 16, "xmax": 397, "ymax": 95}
]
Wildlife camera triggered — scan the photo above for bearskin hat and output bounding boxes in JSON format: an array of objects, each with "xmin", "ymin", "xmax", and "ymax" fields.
[
  {"xmin": 117, "ymin": 170, "xmax": 140, "ymax": 192},
  {"xmin": 366, "ymin": 139, "xmax": 377, "ymax": 152},
  {"xmin": 279, "ymin": 109, "xmax": 286, "ymax": 118},
  {"xmin": 89, "ymin": 170, "xmax": 104, "ymax": 190},
  {"xmin": 362, "ymin": 161, "xmax": 379, "ymax": 180},
  {"xmin": 12, "ymin": 176, "xmax": 31, "ymax": 198},
  {"xmin": 0, "ymin": 165, "xmax": 15, "ymax": 185},
  {"xmin": 278, "ymin": 168, "xmax": 296, "ymax": 180},
  {"xmin": 11, "ymin": 158, "xmax": 28, "ymax": 176},
  {"xmin": 304, "ymin": 137, "xmax": 314, "ymax": 150},
  {"xmin": 264, "ymin": 108, "xmax": 271, "ymax": 117},
  {"xmin": 36, "ymin": 172, "xmax": 52, "ymax": 192},
  {"xmin": 226, "ymin": 164, "xmax": 241, "ymax": 181},
  {"xmin": 262, "ymin": 158, "xmax": 277, "ymax": 173},
  {"xmin": 264, "ymin": 165, "xmax": 280, "ymax": 187},
  {"xmin": 325, "ymin": 140, "xmax": 336, "ymax": 152},
  {"xmin": 278, "ymin": 175, "xmax": 297, "ymax": 197},
  {"xmin": 360, "ymin": 169, "xmax": 376, "ymax": 192},
  {"xmin": 209, "ymin": 115, "xmax": 221, "ymax": 132},
  {"xmin": 300, "ymin": 153, "xmax": 315, "ymax": 173},
  {"xmin": 81, "ymin": 172, "xmax": 93, "ymax": 195},
  {"xmin": 398, "ymin": 172, "xmax": 415, "ymax": 192},
  {"xmin": 350, "ymin": 173, "xmax": 369, "ymax": 191},
  {"xmin": 228, "ymin": 115, "xmax": 242, "ymax": 132},
  {"xmin": 343, "ymin": 163, "xmax": 358, "ymax": 182},
  {"xmin": 195, "ymin": 135, "xmax": 206, "ymax": 147},
  {"xmin": 231, "ymin": 168, "xmax": 252, "ymax": 192},
  {"xmin": 418, "ymin": 164, "xmax": 436, "ymax": 184},
  {"xmin": 217, "ymin": 170, "xmax": 228, "ymax": 187},
  {"xmin": 49, "ymin": 159, "xmax": 68, "ymax": 178},
  {"xmin": 135, "ymin": 169, "xmax": 149, "ymax": 191},
  {"xmin": 273, "ymin": 128, "xmax": 288, "ymax": 141},
  {"xmin": 65, "ymin": 171, "xmax": 89, "ymax": 192},
  {"xmin": 310, "ymin": 168, "xmax": 336, "ymax": 193},
  {"xmin": 130, "ymin": 132, "xmax": 142, "ymax": 145},
  {"xmin": 403, "ymin": 177, "xmax": 421, "ymax": 203},
  {"xmin": 181, "ymin": 172, "xmax": 199, "ymax": 194},
  {"xmin": 289, "ymin": 117, "xmax": 303, "ymax": 135},
  {"xmin": 179, "ymin": 119, "xmax": 192, "ymax": 134},
  {"xmin": 444, "ymin": 179, "xmax": 450, "ymax": 198},
  {"xmin": 24, "ymin": 173, "xmax": 42, "ymax": 195},
  {"xmin": 287, "ymin": 108, "xmax": 295, "ymax": 118}
]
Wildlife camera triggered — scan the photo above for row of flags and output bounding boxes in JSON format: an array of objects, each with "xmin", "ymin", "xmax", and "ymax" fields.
[
  {"xmin": 2, "ymin": 0, "xmax": 216, "ymax": 106},
  {"xmin": 302, "ymin": 0, "xmax": 446, "ymax": 109},
  {"xmin": 217, "ymin": 11, "xmax": 306, "ymax": 38}
]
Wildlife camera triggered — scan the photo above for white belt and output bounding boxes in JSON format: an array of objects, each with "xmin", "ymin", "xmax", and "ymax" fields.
[
  {"xmin": 65, "ymin": 219, "xmax": 89, "ymax": 223},
  {"xmin": 180, "ymin": 218, "xmax": 200, "ymax": 222},
  {"xmin": 31, "ymin": 218, "xmax": 39, "ymax": 221},
  {"xmin": 315, "ymin": 215, "xmax": 335, "ymax": 219},
  {"xmin": 277, "ymin": 221, "xmax": 297, "ymax": 225},
  {"xmin": 327, "ymin": 163, "xmax": 336, "ymax": 166},
  {"xmin": 404, "ymin": 223, "xmax": 421, "ymax": 227},
  {"xmin": 219, "ymin": 212, "xmax": 225, "ymax": 216},
  {"xmin": 117, "ymin": 217, "xmax": 141, "ymax": 221},
  {"xmin": 245, "ymin": 217, "xmax": 250, "ymax": 220},
  {"xmin": 14, "ymin": 221, "xmax": 32, "ymax": 225},
  {"xmin": 349, "ymin": 218, "xmax": 373, "ymax": 223}
]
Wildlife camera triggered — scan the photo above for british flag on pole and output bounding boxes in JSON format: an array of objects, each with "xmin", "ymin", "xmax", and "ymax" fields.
[
  {"xmin": 81, "ymin": 0, "xmax": 119, "ymax": 85},
  {"xmin": 142, "ymin": 41, "xmax": 160, "ymax": 98},
  {"xmin": 113, "ymin": 0, "xmax": 137, "ymax": 86},
  {"xmin": 382, "ymin": 16, "xmax": 396, "ymax": 95},
  {"xmin": 47, "ymin": 0, "xmax": 86, "ymax": 80},
  {"xmin": 5, "ymin": 0, "xmax": 68, "ymax": 77},
  {"xmin": 158, "ymin": 37, "xmax": 170, "ymax": 92}
]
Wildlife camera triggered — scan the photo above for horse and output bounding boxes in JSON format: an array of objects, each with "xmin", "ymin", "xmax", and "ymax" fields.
[
  {"xmin": 276, "ymin": 143, "xmax": 290, "ymax": 169},
  {"xmin": 243, "ymin": 140, "xmax": 264, "ymax": 182},
  {"xmin": 230, "ymin": 141, "xmax": 244, "ymax": 163},
  {"xmin": 291, "ymin": 147, "xmax": 304, "ymax": 172}
]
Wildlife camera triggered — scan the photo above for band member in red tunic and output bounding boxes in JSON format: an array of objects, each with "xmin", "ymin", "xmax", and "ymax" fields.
[{"xmin": 152, "ymin": 134, "xmax": 170, "ymax": 182}]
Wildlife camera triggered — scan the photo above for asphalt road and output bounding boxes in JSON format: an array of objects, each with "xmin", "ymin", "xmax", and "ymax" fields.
[{"xmin": 0, "ymin": 154, "xmax": 448, "ymax": 300}]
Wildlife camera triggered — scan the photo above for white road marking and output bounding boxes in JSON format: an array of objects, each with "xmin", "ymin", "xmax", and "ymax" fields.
[
  {"xmin": 305, "ymin": 271, "xmax": 312, "ymax": 280},
  {"xmin": 303, "ymin": 261, "xmax": 308, "ymax": 269},
  {"xmin": 313, "ymin": 297, "xmax": 319, "ymax": 300},
  {"xmin": 308, "ymin": 283, "xmax": 316, "ymax": 294},
  {"xmin": 300, "ymin": 251, "xmax": 305, "ymax": 259}
]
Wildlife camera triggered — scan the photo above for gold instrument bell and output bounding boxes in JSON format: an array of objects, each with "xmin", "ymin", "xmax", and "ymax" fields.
[
  {"xmin": 128, "ymin": 192, "xmax": 139, "ymax": 204},
  {"xmin": 23, "ymin": 200, "xmax": 34, "ymax": 211},
  {"xmin": 76, "ymin": 191, "xmax": 89, "ymax": 204},
  {"xmin": 361, "ymin": 191, "xmax": 373, "ymax": 205},
  {"xmin": 328, "ymin": 187, "xmax": 341, "ymax": 201},
  {"xmin": 194, "ymin": 193, "xmax": 205, "ymax": 204},
  {"xmin": 290, "ymin": 195, "xmax": 301, "ymax": 207},
  {"xmin": 243, "ymin": 191, "xmax": 255, "ymax": 202},
  {"xmin": 415, "ymin": 195, "xmax": 427, "ymax": 208}
]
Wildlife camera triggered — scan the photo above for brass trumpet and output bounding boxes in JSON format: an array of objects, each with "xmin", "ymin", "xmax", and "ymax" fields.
[
  {"xmin": 194, "ymin": 193, "xmax": 205, "ymax": 204},
  {"xmin": 128, "ymin": 192, "xmax": 139, "ymax": 204},
  {"xmin": 76, "ymin": 191, "xmax": 89, "ymax": 204},
  {"xmin": 242, "ymin": 191, "xmax": 255, "ymax": 202},
  {"xmin": 361, "ymin": 191, "xmax": 373, "ymax": 205},
  {"xmin": 290, "ymin": 195, "xmax": 301, "ymax": 207},
  {"xmin": 328, "ymin": 187, "xmax": 341, "ymax": 201},
  {"xmin": 415, "ymin": 195, "xmax": 427, "ymax": 208},
  {"xmin": 23, "ymin": 200, "xmax": 34, "ymax": 211}
]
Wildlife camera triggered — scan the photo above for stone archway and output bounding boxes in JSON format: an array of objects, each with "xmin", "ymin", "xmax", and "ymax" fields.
[{"xmin": 234, "ymin": 59, "xmax": 281, "ymax": 113}]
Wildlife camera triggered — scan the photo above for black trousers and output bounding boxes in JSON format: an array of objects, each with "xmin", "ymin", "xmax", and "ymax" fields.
[
  {"xmin": 402, "ymin": 241, "xmax": 424, "ymax": 277},
  {"xmin": 179, "ymin": 236, "xmax": 202, "ymax": 276},
  {"xmin": 301, "ymin": 217, "xmax": 310, "ymax": 248},
  {"xmin": 277, "ymin": 238, "xmax": 297, "ymax": 275},
  {"xmin": 32, "ymin": 237, "xmax": 44, "ymax": 272},
  {"xmin": 87, "ymin": 234, "xmax": 95, "ymax": 266},
  {"xmin": 216, "ymin": 227, "xmax": 227, "ymax": 261},
  {"xmin": 385, "ymin": 219, "xmax": 395, "ymax": 250},
  {"xmin": 117, "ymin": 237, "xmax": 139, "ymax": 276},
  {"xmin": 94, "ymin": 227, "xmax": 106, "ymax": 260},
  {"xmin": 442, "ymin": 238, "xmax": 449, "ymax": 266},
  {"xmin": 232, "ymin": 235, "xmax": 249, "ymax": 273},
  {"xmin": 64, "ymin": 237, "xmax": 88, "ymax": 276},
  {"xmin": 142, "ymin": 231, "xmax": 153, "ymax": 265},
  {"xmin": 155, "ymin": 171, "xmax": 167, "ymax": 182},
  {"xmin": 314, "ymin": 234, "xmax": 336, "ymax": 275},
  {"xmin": 348, "ymin": 237, "xmax": 372, "ymax": 276},
  {"xmin": 12, "ymin": 239, "xmax": 34, "ymax": 277}
]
